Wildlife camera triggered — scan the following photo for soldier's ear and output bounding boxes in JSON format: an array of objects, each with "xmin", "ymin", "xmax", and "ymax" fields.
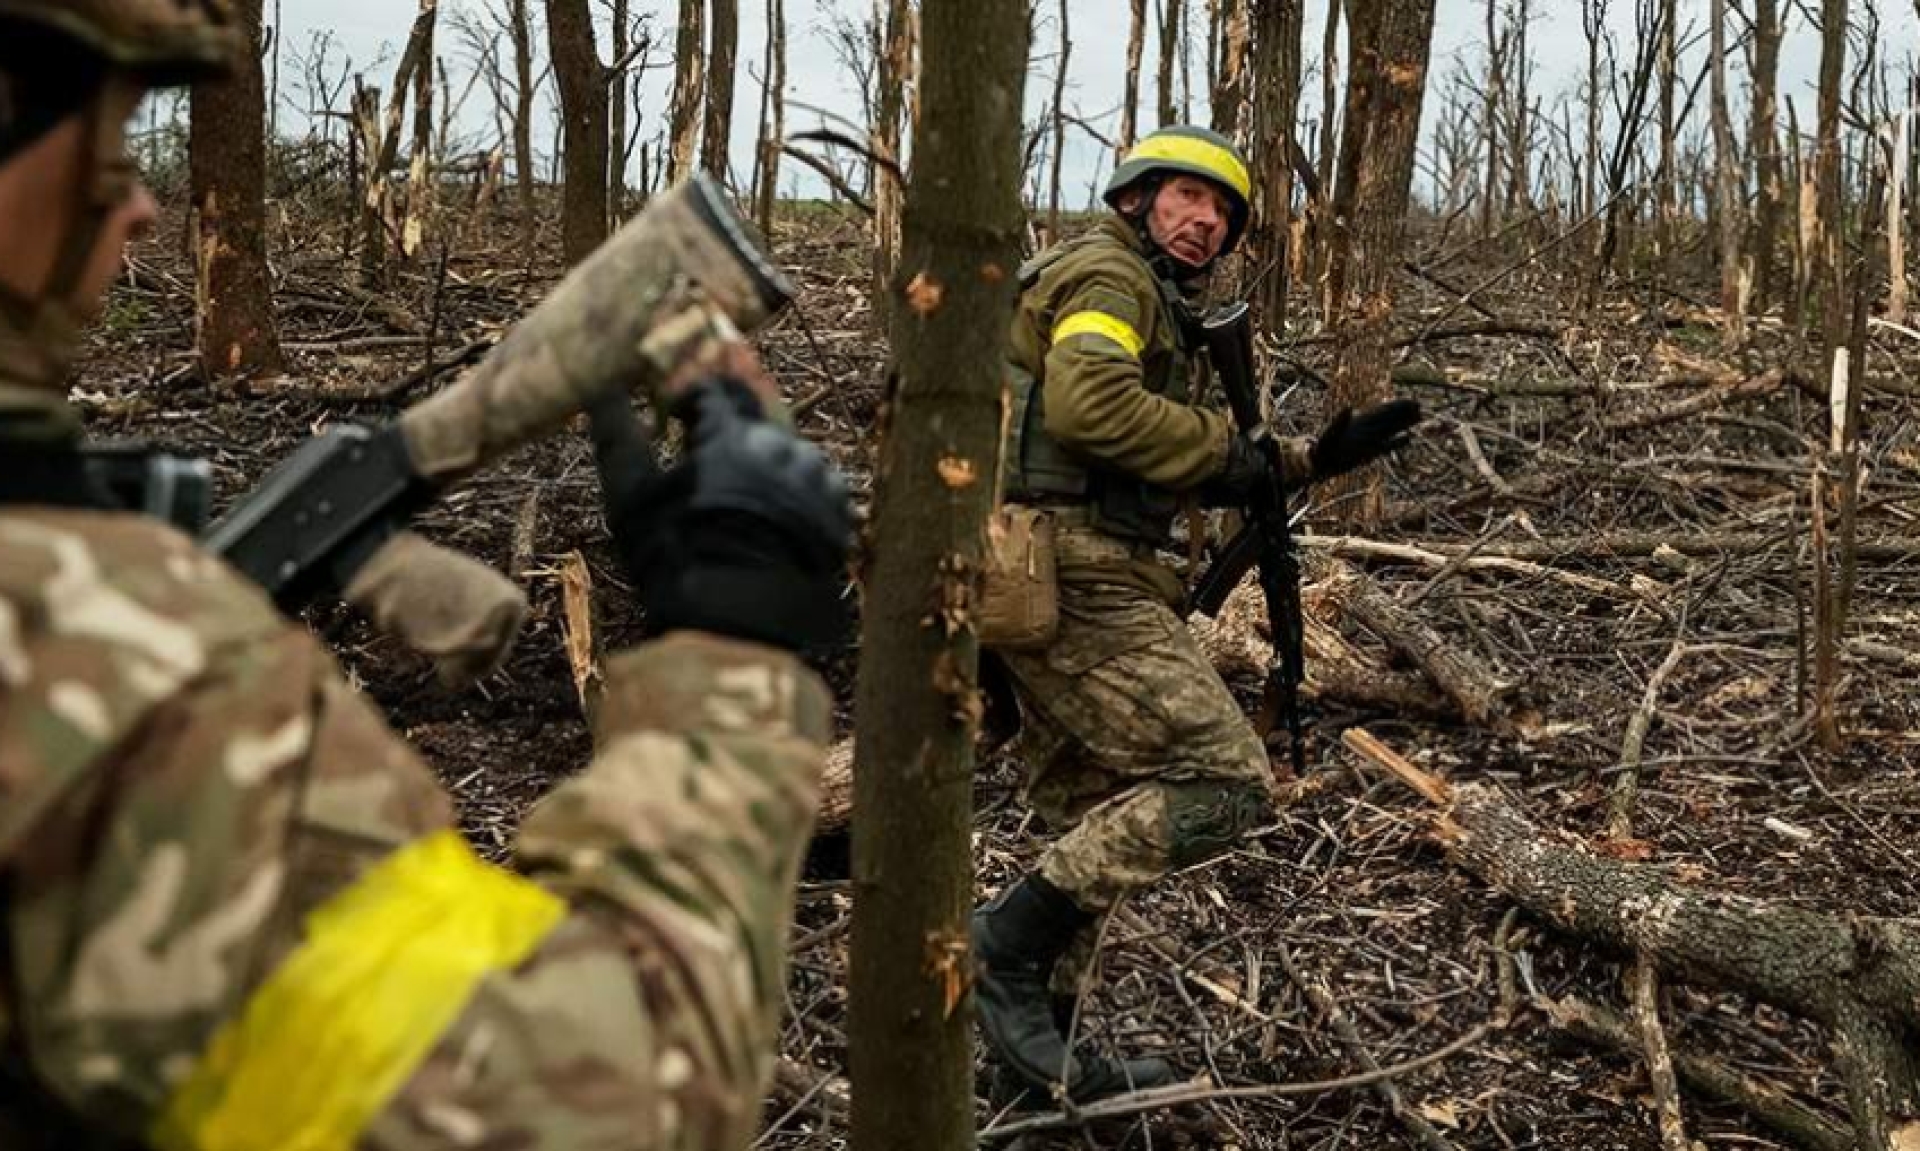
[{"xmin": 1115, "ymin": 187, "xmax": 1145, "ymax": 214}]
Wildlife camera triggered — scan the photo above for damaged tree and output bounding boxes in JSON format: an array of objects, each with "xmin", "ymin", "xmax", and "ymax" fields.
[{"xmin": 846, "ymin": 0, "xmax": 1027, "ymax": 1143}]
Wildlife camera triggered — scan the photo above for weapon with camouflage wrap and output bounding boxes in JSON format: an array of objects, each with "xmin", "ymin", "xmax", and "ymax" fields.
[
  {"xmin": 207, "ymin": 172, "xmax": 793, "ymax": 612},
  {"xmin": 1192, "ymin": 301, "xmax": 1308, "ymax": 776}
]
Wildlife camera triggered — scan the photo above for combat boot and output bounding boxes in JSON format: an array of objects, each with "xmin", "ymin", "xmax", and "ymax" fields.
[{"xmin": 973, "ymin": 875, "xmax": 1179, "ymax": 1103}]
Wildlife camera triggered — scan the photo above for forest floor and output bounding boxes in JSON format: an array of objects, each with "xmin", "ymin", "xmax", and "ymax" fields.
[{"xmin": 79, "ymin": 196, "xmax": 1920, "ymax": 1150}]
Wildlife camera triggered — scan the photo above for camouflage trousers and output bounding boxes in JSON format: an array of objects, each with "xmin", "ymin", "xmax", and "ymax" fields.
[{"xmin": 995, "ymin": 527, "xmax": 1273, "ymax": 928}]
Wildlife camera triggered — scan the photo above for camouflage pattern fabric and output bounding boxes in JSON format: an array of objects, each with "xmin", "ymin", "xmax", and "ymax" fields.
[
  {"xmin": 995, "ymin": 526, "xmax": 1273, "ymax": 917},
  {"xmin": 0, "ymin": 501, "xmax": 830, "ymax": 1149}
]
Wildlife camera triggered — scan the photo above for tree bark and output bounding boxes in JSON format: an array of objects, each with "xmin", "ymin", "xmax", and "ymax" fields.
[
  {"xmin": 1119, "ymin": 0, "xmax": 1148, "ymax": 156},
  {"xmin": 189, "ymin": 0, "xmax": 284, "ymax": 381},
  {"xmin": 1250, "ymin": 0, "xmax": 1303, "ymax": 334},
  {"xmin": 1582, "ymin": 0, "xmax": 1605, "ymax": 221},
  {"xmin": 1321, "ymin": 0, "xmax": 1436, "ymax": 525},
  {"xmin": 1046, "ymin": 0, "xmax": 1071, "ymax": 239},
  {"xmin": 1655, "ymin": 0, "xmax": 1677, "ymax": 272},
  {"xmin": 1157, "ymin": 0, "xmax": 1183, "ymax": 126},
  {"xmin": 1444, "ymin": 783, "xmax": 1920, "ymax": 1148},
  {"xmin": 753, "ymin": 0, "xmax": 786, "ymax": 234},
  {"xmin": 1209, "ymin": 0, "xmax": 1249, "ymax": 139},
  {"xmin": 1310, "ymin": 0, "xmax": 1342, "ymax": 294},
  {"xmin": 701, "ymin": 0, "xmax": 738, "ymax": 180},
  {"xmin": 546, "ymin": 0, "xmax": 608, "ymax": 267},
  {"xmin": 667, "ymin": 0, "xmax": 705, "ymax": 182},
  {"xmin": 870, "ymin": 0, "xmax": 915, "ymax": 325},
  {"xmin": 1709, "ymin": 0, "xmax": 1744, "ymax": 346},
  {"xmin": 1746, "ymin": 0, "xmax": 1782, "ymax": 311},
  {"xmin": 1889, "ymin": 111, "xmax": 1910, "ymax": 326},
  {"xmin": 608, "ymin": 0, "xmax": 630, "ymax": 222},
  {"xmin": 508, "ymin": 0, "xmax": 536, "ymax": 268},
  {"xmin": 847, "ymin": 0, "xmax": 1027, "ymax": 1146},
  {"xmin": 1479, "ymin": 0, "xmax": 1504, "ymax": 237},
  {"xmin": 1813, "ymin": 0, "xmax": 1846, "ymax": 353},
  {"xmin": 402, "ymin": 0, "xmax": 438, "ymax": 262}
]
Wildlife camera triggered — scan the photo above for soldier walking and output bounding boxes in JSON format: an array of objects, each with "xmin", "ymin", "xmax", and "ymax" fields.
[{"xmin": 976, "ymin": 125, "xmax": 1421, "ymax": 1104}]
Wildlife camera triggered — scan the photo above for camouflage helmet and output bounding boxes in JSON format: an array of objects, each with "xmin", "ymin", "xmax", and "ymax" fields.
[
  {"xmin": 1104, "ymin": 125, "xmax": 1254, "ymax": 261},
  {"xmin": 0, "ymin": 0, "xmax": 239, "ymax": 86}
]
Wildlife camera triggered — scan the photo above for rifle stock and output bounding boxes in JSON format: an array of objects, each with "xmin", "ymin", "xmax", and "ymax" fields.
[{"xmin": 208, "ymin": 174, "xmax": 793, "ymax": 610}]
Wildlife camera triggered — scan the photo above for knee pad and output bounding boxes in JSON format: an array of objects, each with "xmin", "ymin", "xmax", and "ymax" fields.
[{"xmin": 1165, "ymin": 780, "xmax": 1272, "ymax": 869}]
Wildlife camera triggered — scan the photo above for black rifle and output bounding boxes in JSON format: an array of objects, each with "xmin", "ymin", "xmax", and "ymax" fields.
[{"xmin": 1194, "ymin": 301, "xmax": 1307, "ymax": 777}]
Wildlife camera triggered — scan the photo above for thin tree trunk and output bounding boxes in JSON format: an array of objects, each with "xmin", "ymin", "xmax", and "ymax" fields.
[
  {"xmin": 509, "ymin": 0, "xmax": 536, "ymax": 267},
  {"xmin": 190, "ymin": 0, "xmax": 284, "ymax": 380},
  {"xmin": 1252, "ymin": 0, "xmax": 1302, "ymax": 335},
  {"xmin": 546, "ymin": 0, "xmax": 609, "ymax": 267},
  {"xmin": 1157, "ymin": 0, "xmax": 1182, "ymax": 125},
  {"xmin": 1479, "ymin": 0, "xmax": 1503, "ymax": 237},
  {"xmin": 1746, "ymin": 0, "xmax": 1782, "ymax": 311},
  {"xmin": 357, "ymin": 1, "xmax": 436, "ymax": 287},
  {"xmin": 1310, "ymin": 0, "xmax": 1342, "ymax": 292},
  {"xmin": 1813, "ymin": 0, "xmax": 1847, "ymax": 353},
  {"xmin": 702, "ymin": 0, "xmax": 738, "ymax": 180},
  {"xmin": 753, "ymin": 0, "xmax": 786, "ymax": 234},
  {"xmin": 608, "ymin": 0, "xmax": 629, "ymax": 222},
  {"xmin": 1047, "ymin": 0, "xmax": 1071, "ymax": 239},
  {"xmin": 1322, "ymin": 0, "xmax": 1436, "ymax": 526},
  {"xmin": 1655, "ymin": 0, "xmax": 1677, "ymax": 272},
  {"xmin": 1584, "ymin": 0, "xmax": 1605, "ymax": 221},
  {"xmin": 1210, "ymin": 0, "xmax": 1249, "ymax": 139},
  {"xmin": 871, "ymin": 0, "xmax": 915, "ymax": 325},
  {"xmin": 846, "ymin": 0, "xmax": 1028, "ymax": 1144},
  {"xmin": 667, "ymin": 0, "xmax": 705, "ymax": 182},
  {"xmin": 1120, "ymin": 0, "xmax": 1148, "ymax": 156},
  {"xmin": 1710, "ymin": 0, "xmax": 1744, "ymax": 345},
  {"xmin": 402, "ymin": 0, "xmax": 438, "ymax": 262},
  {"xmin": 1887, "ymin": 111, "xmax": 1909, "ymax": 326},
  {"xmin": 1505, "ymin": 0, "xmax": 1531, "ymax": 216}
]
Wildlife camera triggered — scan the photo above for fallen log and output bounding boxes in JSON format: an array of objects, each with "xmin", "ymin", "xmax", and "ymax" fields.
[
  {"xmin": 1353, "ymin": 531, "xmax": 1920, "ymax": 564},
  {"xmin": 1443, "ymin": 782, "xmax": 1920, "ymax": 1150},
  {"xmin": 1321, "ymin": 562, "xmax": 1518, "ymax": 733},
  {"xmin": 1603, "ymin": 369, "xmax": 1795, "ymax": 433}
]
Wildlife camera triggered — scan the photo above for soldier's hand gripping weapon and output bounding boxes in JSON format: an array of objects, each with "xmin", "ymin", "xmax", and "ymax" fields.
[
  {"xmin": 205, "ymin": 173, "xmax": 793, "ymax": 616},
  {"xmin": 1192, "ymin": 301, "xmax": 1308, "ymax": 777}
]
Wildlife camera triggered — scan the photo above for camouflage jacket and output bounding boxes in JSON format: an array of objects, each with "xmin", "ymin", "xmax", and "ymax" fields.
[{"xmin": 0, "ymin": 424, "xmax": 831, "ymax": 1150}]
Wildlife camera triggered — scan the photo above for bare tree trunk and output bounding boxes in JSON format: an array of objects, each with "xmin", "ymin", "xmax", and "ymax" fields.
[
  {"xmin": 1505, "ymin": 0, "xmax": 1531, "ymax": 217},
  {"xmin": 402, "ymin": 0, "xmax": 438, "ymax": 262},
  {"xmin": 546, "ymin": 0, "xmax": 608, "ymax": 267},
  {"xmin": 509, "ymin": 0, "xmax": 536, "ymax": 267},
  {"xmin": 1584, "ymin": 0, "xmax": 1606, "ymax": 221},
  {"xmin": 1746, "ymin": 0, "xmax": 1783, "ymax": 312},
  {"xmin": 667, "ymin": 0, "xmax": 705, "ymax": 182},
  {"xmin": 1251, "ymin": 0, "xmax": 1302, "ymax": 334},
  {"xmin": 753, "ymin": 0, "xmax": 786, "ymax": 234},
  {"xmin": 702, "ymin": 0, "xmax": 738, "ymax": 180},
  {"xmin": 1310, "ymin": 0, "xmax": 1342, "ymax": 294},
  {"xmin": 1710, "ymin": 0, "xmax": 1744, "ymax": 346},
  {"xmin": 1157, "ymin": 0, "xmax": 1183, "ymax": 125},
  {"xmin": 1321, "ymin": 0, "xmax": 1436, "ymax": 526},
  {"xmin": 357, "ymin": 1, "xmax": 436, "ymax": 287},
  {"xmin": 1888, "ymin": 111, "xmax": 1910, "ymax": 326},
  {"xmin": 190, "ymin": 0, "xmax": 284, "ymax": 380},
  {"xmin": 1047, "ymin": 0, "xmax": 1071, "ymax": 239},
  {"xmin": 846, "ymin": 0, "xmax": 1028, "ymax": 1144},
  {"xmin": 1119, "ymin": 0, "xmax": 1148, "ymax": 156},
  {"xmin": 1813, "ymin": 0, "xmax": 1846, "ymax": 353},
  {"xmin": 1655, "ymin": 0, "xmax": 1677, "ymax": 273},
  {"xmin": 608, "ymin": 0, "xmax": 630, "ymax": 222},
  {"xmin": 1479, "ymin": 0, "xmax": 1504, "ymax": 237},
  {"xmin": 871, "ymin": 0, "xmax": 915, "ymax": 324},
  {"xmin": 1210, "ymin": 0, "xmax": 1248, "ymax": 138}
]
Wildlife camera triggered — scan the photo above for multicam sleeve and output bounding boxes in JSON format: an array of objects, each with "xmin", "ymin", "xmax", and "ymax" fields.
[{"xmin": 365, "ymin": 631, "xmax": 831, "ymax": 1151}]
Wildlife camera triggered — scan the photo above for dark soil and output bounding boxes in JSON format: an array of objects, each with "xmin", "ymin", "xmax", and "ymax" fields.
[{"xmin": 81, "ymin": 196, "xmax": 1920, "ymax": 1150}]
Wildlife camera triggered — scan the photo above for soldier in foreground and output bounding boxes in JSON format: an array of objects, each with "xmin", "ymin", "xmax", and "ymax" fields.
[
  {"xmin": 976, "ymin": 126, "xmax": 1421, "ymax": 1103},
  {"xmin": 0, "ymin": 2, "xmax": 852, "ymax": 1148}
]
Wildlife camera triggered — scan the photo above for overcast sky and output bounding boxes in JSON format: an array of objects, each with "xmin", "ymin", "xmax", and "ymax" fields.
[{"xmin": 261, "ymin": 0, "xmax": 1919, "ymax": 206}]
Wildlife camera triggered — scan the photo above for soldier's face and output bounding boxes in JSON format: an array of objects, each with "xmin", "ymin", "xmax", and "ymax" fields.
[
  {"xmin": 0, "ymin": 76, "xmax": 156, "ymax": 320},
  {"xmin": 1145, "ymin": 175, "xmax": 1231, "ymax": 269}
]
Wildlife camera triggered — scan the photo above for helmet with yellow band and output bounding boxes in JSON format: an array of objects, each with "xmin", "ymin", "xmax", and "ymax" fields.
[{"xmin": 1103, "ymin": 125, "xmax": 1254, "ymax": 262}]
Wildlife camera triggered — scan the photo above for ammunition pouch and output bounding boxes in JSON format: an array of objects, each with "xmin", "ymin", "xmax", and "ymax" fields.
[{"xmin": 978, "ymin": 504, "xmax": 1059, "ymax": 651}]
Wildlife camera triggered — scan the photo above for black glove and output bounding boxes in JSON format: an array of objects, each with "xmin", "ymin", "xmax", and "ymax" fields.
[
  {"xmin": 1196, "ymin": 430, "xmax": 1276, "ymax": 507},
  {"xmin": 1308, "ymin": 398, "xmax": 1422, "ymax": 481},
  {"xmin": 588, "ymin": 379, "xmax": 855, "ymax": 653}
]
